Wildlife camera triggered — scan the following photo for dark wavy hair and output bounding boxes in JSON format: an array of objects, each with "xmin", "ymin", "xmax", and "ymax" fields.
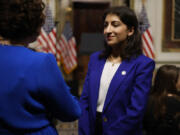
[
  {"xmin": 150, "ymin": 65, "xmax": 179, "ymax": 118},
  {"xmin": 0, "ymin": 0, "xmax": 45, "ymax": 43},
  {"xmin": 99, "ymin": 6, "xmax": 142, "ymax": 60}
]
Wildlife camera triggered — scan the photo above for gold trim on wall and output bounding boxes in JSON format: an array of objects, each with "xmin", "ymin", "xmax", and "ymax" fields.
[
  {"xmin": 111, "ymin": 0, "xmax": 125, "ymax": 6},
  {"xmin": 130, "ymin": 0, "xmax": 134, "ymax": 9},
  {"xmin": 162, "ymin": 0, "xmax": 180, "ymax": 52},
  {"xmin": 171, "ymin": 0, "xmax": 180, "ymax": 42}
]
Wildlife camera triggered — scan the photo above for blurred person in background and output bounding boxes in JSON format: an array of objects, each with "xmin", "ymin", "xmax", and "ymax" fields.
[{"xmin": 143, "ymin": 65, "xmax": 180, "ymax": 135}]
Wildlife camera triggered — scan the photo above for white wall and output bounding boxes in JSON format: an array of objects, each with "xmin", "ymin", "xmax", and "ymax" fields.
[{"xmin": 134, "ymin": 0, "xmax": 180, "ymax": 67}]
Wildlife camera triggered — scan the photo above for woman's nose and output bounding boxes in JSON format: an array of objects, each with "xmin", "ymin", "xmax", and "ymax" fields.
[{"xmin": 104, "ymin": 25, "xmax": 112, "ymax": 33}]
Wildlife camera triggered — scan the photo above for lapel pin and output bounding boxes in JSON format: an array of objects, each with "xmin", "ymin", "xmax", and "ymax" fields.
[{"xmin": 121, "ymin": 70, "xmax": 126, "ymax": 75}]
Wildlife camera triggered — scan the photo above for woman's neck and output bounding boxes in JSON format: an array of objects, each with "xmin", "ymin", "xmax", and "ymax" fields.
[
  {"xmin": 0, "ymin": 38, "xmax": 11, "ymax": 46},
  {"xmin": 0, "ymin": 37, "xmax": 25, "ymax": 46},
  {"xmin": 110, "ymin": 40, "xmax": 127, "ymax": 57},
  {"xmin": 111, "ymin": 46, "xmax": 122, "ymax": 58},
  {"xmin": 108, "ymin": 54, "xmax": 122, "ymax": 64}
]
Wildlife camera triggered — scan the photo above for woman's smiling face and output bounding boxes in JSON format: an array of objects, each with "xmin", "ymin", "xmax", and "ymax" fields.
[{"xmin": 103, "ymin": 14, "xmax": 133, "ymax": 47}]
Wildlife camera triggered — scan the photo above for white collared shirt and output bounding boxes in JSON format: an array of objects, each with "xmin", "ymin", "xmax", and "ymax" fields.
[{"xmin": 96, "ymin": 60, "xmax": 120, "ymax": 112}]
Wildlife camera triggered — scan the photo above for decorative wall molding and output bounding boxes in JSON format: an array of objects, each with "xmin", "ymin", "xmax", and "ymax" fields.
[
  {"xmin": 134, "ymin": 0, "xmax": 180, "ymax": 65},
  {"xmin": 72, "ymin": 0, "xmax": 111, "ymax": 3}
]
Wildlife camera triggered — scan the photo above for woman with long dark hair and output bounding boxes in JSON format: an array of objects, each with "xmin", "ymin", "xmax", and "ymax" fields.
[
  {"xmin": 143, "ymin": 65, "xmax": 180, "ymax": 135},
  {"xmin": 78, "ymin": 6, "xmax": 155, "ymax": 135}
]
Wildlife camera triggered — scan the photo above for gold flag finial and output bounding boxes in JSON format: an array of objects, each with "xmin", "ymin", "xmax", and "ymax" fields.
[
  {"xmin": 142, "ymin": 0, "xmax": 146, "ymax": 5},
  {"xmin": 46, "ymin": 0, "xmax": 50, "ymax": 5}
]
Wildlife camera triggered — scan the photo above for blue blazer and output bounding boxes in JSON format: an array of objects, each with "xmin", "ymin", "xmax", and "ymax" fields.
[
  {"xmin": 79, "ymin": 51, "xmax": 155, "ymax": 135},
  {"xmin": 0, "ymin": 45, "xmax": 81, "ymax": 135}
]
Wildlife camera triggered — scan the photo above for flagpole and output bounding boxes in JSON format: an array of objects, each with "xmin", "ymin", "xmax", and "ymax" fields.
[
  {"xmin": 55, "ymin": 21, "xmax": 59, "ymax": 66},
  {"xmin": 139, "ymin": 0, "xmax": 155, "ymax": 59},
  {"xmin": 46, "ymin": 0, "xmax": 49, "ymax": 5},
  {"xmin": 142, "ymin": 0, "xmax": 146, "ymax": 5}
]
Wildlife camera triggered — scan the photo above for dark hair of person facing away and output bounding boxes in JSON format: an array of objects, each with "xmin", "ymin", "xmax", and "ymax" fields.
[
  {"xmin": 99, "ymin": 6, "xmax": 142, "ymax": 60},
  {"xmin": 150, "ymin": 65, "xmax": 179, "ymax": 119},
  {"xmin": 0, "ymin": 0, "xmax": 45, "ymax": 44}
]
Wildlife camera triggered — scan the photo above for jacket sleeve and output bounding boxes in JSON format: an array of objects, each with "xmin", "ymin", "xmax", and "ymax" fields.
[
  {"xmin": 37, "ymin": 53, "xmax": 81, "ymax": 122},
  {"xmin": 78, "ymin": 56, "xmax": 92, "ymax": 135},
  {"xmin": 118, "ymin": 58, "xmax": 155, "ymax": 133}
]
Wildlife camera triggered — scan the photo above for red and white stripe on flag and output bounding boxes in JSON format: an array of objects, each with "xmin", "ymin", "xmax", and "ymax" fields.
[
  {"xmin": 142, "ymin": 28, "xmax": 155, "ymax": 59},
  {"xmin": 139, "ymin": 5, "xmax": 155, "ymax": 59},
  {"xmin": 57, "ymin": 34, "xmax": 77, "ymax": 74},
  {"xmin": 33, "ymin": 4, "xmax": 61, "ymax": 63},
  {"xmin": 37, "ymin": 28, "xmax": 61, "ymax": 63}
]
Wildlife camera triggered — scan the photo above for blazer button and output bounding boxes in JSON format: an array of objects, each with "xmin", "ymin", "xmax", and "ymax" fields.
[{"xmin": 103, "ymin": 117, "xmax": 108, "ymax": 122}]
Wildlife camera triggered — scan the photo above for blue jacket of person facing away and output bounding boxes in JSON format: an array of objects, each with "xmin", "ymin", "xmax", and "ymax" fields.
[{"xmin": 0, "ymin": 0, "xmax": 81, "ymax": 134}]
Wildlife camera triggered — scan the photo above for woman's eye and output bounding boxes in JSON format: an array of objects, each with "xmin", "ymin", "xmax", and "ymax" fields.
[
  {"xmin": 104, "ymin": 21, "xmax": 120, "ymax": 28},
  {"xmin": 112, "ymin": 22, "xmax": 120, "ymax": 27},
  {"xmin": 104, "ymin": 23, "xmax": 108, "ymax": 28}
]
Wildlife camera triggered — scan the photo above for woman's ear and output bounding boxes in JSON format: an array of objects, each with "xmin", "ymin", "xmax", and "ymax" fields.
[{"xmin": 127, "ymin": 27, "xmax": 134, "ymax": 36}]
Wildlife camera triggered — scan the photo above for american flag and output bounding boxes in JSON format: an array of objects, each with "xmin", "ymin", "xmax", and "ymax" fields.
[
  {"xmin": 57, "ymin": 21, "xmax": 77, "ymax": 74},
  {"xmin": 138, "ymin": 5, "xmax": 155, "ymax": 59},
  {"xmin": 37, "ymin": 4, "xmax": 61, "ymax": 62}
]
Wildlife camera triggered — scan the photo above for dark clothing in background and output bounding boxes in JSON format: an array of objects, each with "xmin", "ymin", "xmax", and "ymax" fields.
[{"xmin": 143, "ymin": 94, "xmax": 180, "ymax": 135}]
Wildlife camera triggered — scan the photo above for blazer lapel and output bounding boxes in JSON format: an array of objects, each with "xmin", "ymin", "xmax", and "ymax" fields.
[
  {"xmin": 90, "ymin": 58, "xmax": 106, "ymax": 117},
  {"xmin": 102, "ymin": 59, "xmax": 135, "ymax": 112}
]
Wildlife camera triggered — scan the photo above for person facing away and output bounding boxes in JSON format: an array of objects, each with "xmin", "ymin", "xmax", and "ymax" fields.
[
  {"xmin": 78, "ymin": 6, "xmax": 155, "ymax": 135},
  {"xmin": 143, "ymin": 65, "xmax": 180, "ymax": 135},
  {"xmin": 0, "ymin": 0, "xmax": 81, "ymax": 135}
]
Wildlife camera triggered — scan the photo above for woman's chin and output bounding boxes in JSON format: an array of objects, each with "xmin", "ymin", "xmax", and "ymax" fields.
[{"xmin": 107, "ymin": 42, "xmax": 118, "ymax": 47}]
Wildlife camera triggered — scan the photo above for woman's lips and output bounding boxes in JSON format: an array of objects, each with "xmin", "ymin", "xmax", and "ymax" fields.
[{"xmin": 107, "ymin": 36, "xmax": 114, "ymax": 40}]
